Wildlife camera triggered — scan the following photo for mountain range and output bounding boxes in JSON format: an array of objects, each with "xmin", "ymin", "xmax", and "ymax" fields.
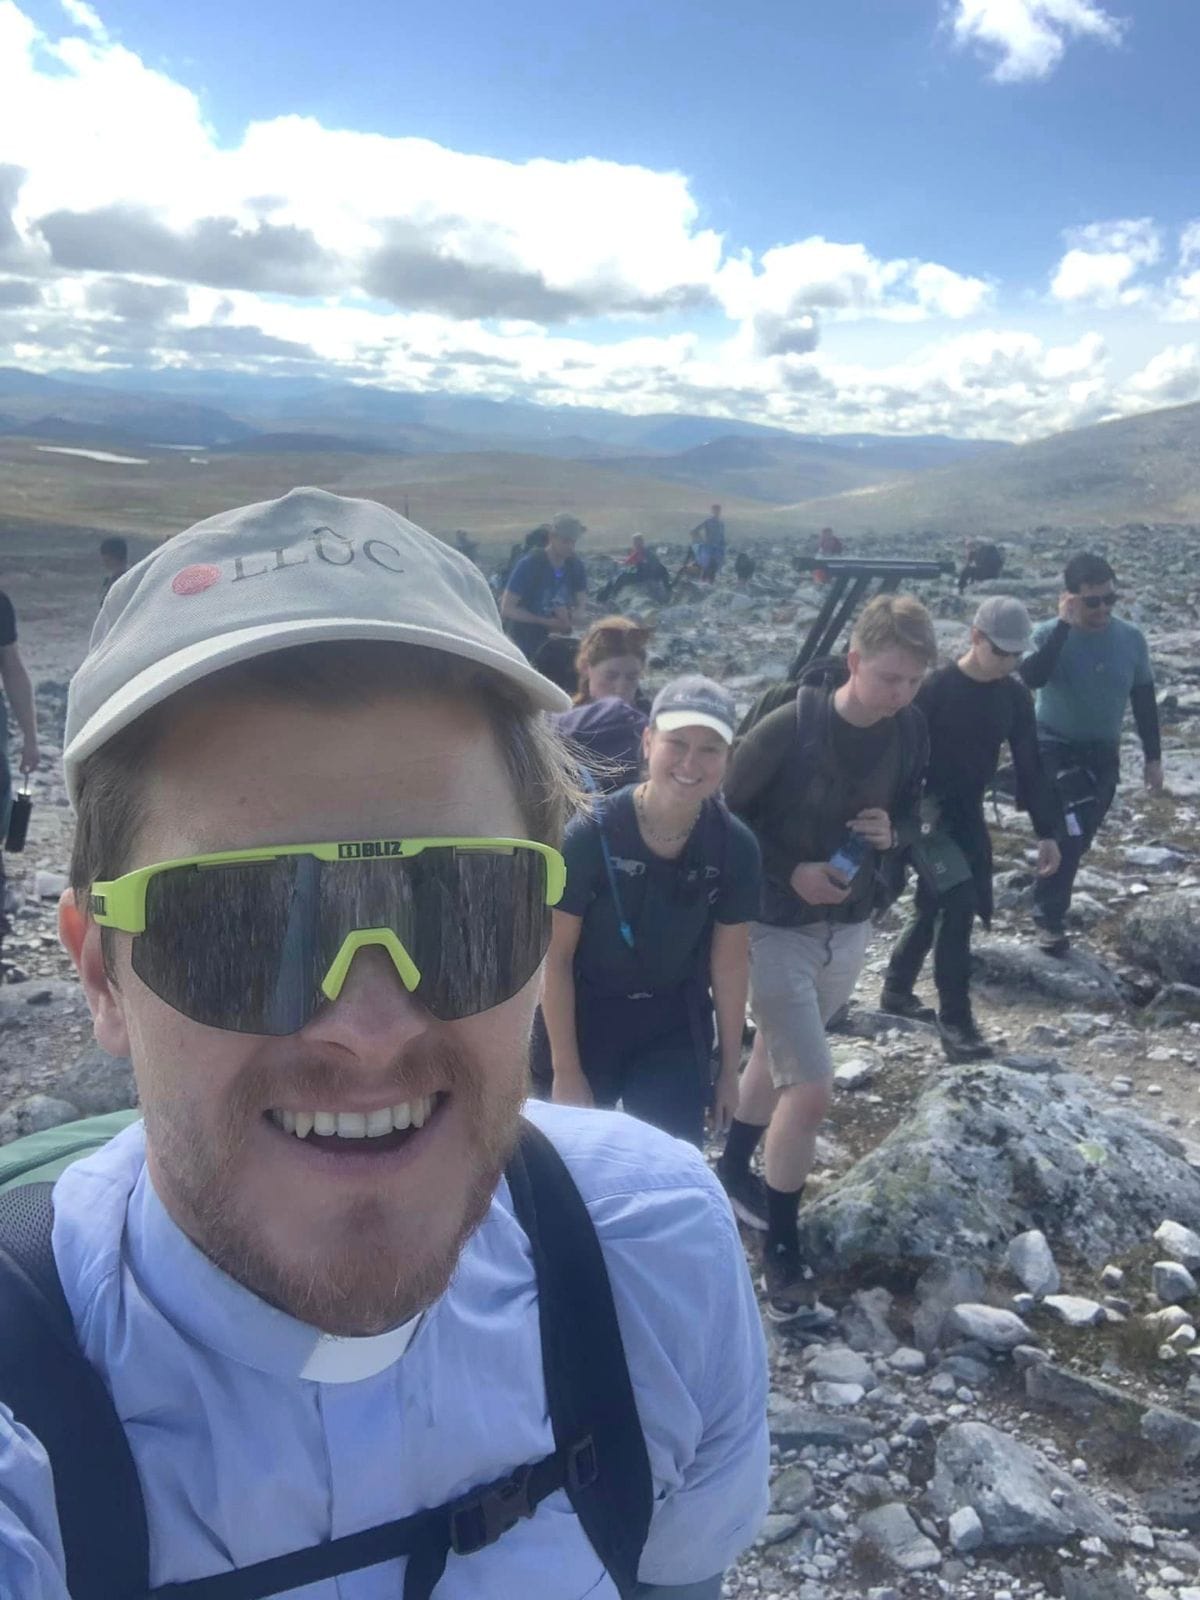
[
  {"xmin": 2, "ymin": 365, "xmax": 1198, "ymax": 542},
  {"xmin": 0, "ymin": 366, "xmax": 1003, "ymax": 504}
]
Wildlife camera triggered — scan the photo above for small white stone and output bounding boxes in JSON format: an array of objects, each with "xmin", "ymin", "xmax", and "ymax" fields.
[
  {"xmin": 1042, "ymin": 1294, "xmax": 1106, "ymax": 1327},
  {"xmin": 948, "ymin": 1505, "xmax": 984, "ymax": 1553}
]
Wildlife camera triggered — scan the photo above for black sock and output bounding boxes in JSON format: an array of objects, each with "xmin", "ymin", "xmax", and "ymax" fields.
[
  {"xmin": 721, "ymin": 1118, "xmax": 766, "ymax": 1176},
  {"xmin": 765, "ymin": 1182, "xmax": 803, "ymax": 1255}
]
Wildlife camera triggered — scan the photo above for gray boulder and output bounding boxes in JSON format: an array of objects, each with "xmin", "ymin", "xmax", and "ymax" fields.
[
  {"xmin": 52, "ymin": 1046, "xmax": 137, "ymax": 1115},
  {"xmin": 0, "ymin": 1094, "xmax": 81, "ymax": 1145},
  {"xmin": 797, "ymin": 1066, "xmax": 1200, "ymax": 1276},
  {"xmin": 857, "ymin": 1503, "xmax": 941, "ymax": 1573},
  {"xmin": 944, "ymin": 1303, "xmax": 1034, "ymax": 1351},
  {"xmin": 1155, "ymin": 1219, "xmax": 1200, "ymax": 1271},
  {"xmin": 1007, "ymin": 1228, "xmax": 1061, "ymax": 1296},
  {"xmin": 1118, "ymin": 889, "xmax": 1200, "ymax": 986},
  {"xmin": 971, "ymin": 935, "xmax": 1127, "ymax": 1006},
  {"xmin": 929, "ymin": 1421, "xmax": 1121, "ymax": 1546},
  {"xmin": 1153, "ymin": 1260, "xmax": 1198, "ymax": 1304}
]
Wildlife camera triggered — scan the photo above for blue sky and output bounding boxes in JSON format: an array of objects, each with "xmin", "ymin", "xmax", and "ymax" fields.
[{"xmin": 3, "ymin": 0, "xmax": 1199, "ymax": 438}]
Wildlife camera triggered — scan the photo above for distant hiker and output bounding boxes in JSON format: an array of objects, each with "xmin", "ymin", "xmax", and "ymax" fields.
[
  {"xmin": 688, "ymin": 504, "xmax": 726, "ymax": 582},
  {"xmin": 597, "ymin": 535, "xmax": 672, "ymax": 604},
  {"xmin": 881, "ymin": 597, "xmax": 1061, "ymax": 1061},
  {"xmin": 501, "ymin": 518, "xmax": 588, "ymax": 661},
  {"xmin": 543, "ymin": 676, "xmax": 761, "ymax": 1147},
  {"xmin": 714, "ymin": 595, "xmax": 935, "ymax": 1323},
  {"xmin": 957, "ymin": 538, "xmax": 1005, "ymax": 593},
  {"xmin": 1019, "ymin": 551, "xmax": 1162, "ymax": 956},
  {"xmin": 0, "ymin": 589, "xmax": 40, "ymax": 965},
  {"xmin": 813, "ymin": 527, "xmax": 843, "ymax": 586},
  {"xmin": 99, "ymin": 535, "xmax": 128, "ymax": 595},
  {"xmin": 453, "ymin": 530, "xmax": 480, "ymax": 565}
]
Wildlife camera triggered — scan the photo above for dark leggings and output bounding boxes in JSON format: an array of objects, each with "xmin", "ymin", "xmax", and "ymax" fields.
[
  {"xmin": 529, "ymin": 991, "xmax": 713, "ymax": 1147},
  {"xmin": 886, "ymin": 876, "xmax": 977, "ymax": 1025}
]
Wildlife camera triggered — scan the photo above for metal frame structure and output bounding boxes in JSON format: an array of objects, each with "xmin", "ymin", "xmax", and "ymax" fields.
[{"xmin": 788, "ymin": 556, "xmax": 954, "ymax": 677}]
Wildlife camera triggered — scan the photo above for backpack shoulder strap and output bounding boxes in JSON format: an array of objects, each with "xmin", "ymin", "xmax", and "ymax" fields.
[
  {"xmin": 893, "ymin": 702, "xmax": 929, "ymax": 798},
  {"xmin": 0, "ymin": 1181, "xmax": 150, "ymax": 1600},
  {"xmin": 506, "ymin": 1120, "xmax": 653, "ymax": 1598},
  {"xmin": 793, "ymin": 684, "xmax": 830, "ymax": 772}
]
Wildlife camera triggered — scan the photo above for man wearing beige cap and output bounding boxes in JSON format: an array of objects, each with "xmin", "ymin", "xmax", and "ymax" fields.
[
  {"xmin": 882, "ymin": 596, "xmax": 1061, "ymax": 1060},
  {"xmin": 0, "ymin": 490, "xmax": 767, "ymax": 1599}
]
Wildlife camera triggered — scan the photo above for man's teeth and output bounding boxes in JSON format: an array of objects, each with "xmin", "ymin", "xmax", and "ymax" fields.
[{"xmin": 270, "ymin": 1097, "xmax": 437, "ymax": 1139}]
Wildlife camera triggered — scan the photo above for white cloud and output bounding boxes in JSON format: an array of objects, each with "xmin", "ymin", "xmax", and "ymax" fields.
[
  {"xmin": 719, "ymin": 237, "xmax": 990, "ymax": 357},
  {"xmin": 1125, "ymin": 343, "xmax": 1200, "ymax": 406},
  {"xmin": 1050, "ymin": 218, "xmax": 1160, "ymax": 307},
  {"xmin": 59, "ymin": 0, "xmax": 106, "ymax": 39},
  {"xmin": 949, "ymin": 0, "xmax": 1126, "ymax": 83}
]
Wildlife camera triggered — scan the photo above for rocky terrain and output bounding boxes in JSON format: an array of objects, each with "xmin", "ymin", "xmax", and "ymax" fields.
[{"xmin": 4, "ymin": 516, "xmax": 1200, "ymax": 1598}]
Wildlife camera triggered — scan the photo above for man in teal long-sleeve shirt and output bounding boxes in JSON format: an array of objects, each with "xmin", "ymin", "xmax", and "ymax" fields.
[{"xmin": 1019, "ymin": 551, "xmax": 1162, "ymax": 954}]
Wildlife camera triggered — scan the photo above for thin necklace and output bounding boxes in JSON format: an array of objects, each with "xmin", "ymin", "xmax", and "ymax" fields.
[{"xmin": 634, "ymin": 783, "xmax": 701, "ymax": 845}]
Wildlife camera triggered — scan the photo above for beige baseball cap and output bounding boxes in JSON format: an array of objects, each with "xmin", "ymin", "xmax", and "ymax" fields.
[{"xmin": 63, "ymin": 487, "xmax": 571, "ymax": 804}]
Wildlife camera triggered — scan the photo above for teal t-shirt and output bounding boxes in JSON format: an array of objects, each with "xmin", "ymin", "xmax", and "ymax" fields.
[{"xmin": 1032, "ymin": 615, "xmax": 1153, "ymax": 744}]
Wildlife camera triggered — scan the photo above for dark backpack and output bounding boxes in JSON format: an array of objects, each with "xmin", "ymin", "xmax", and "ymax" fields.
[
  {"xmin": 736, "ymin": 660, "xmax": 926, "ymax": 915},
  {"xmin": 554, "ymin": 698, "xmax": 648, "ymax": 794},
  {"xmin": 735, "ymin": 653, "xmax": 848, "ymax": 738},
  {"xmin": 0, "ymin": 1116, "xmax": 653, "ymax": 1600}
]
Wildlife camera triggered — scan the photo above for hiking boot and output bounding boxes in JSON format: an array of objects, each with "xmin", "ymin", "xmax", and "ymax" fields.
[
  {"xmin": 879, "ymin": 987, "xmax": 936, "ymax": 1023},
  {"xmin": 715, "ymin": 1158, "xmax": 768, "ymax": 1231},
  {"xmin": 937, "ymin": 1015, "xmax": 994, "ymax": 1063},
  {"xmin": 760, "ymin": 1241, "xmax": 814, "ymax": 1323},
  {"xmin": 1037, "ymin": 925, "xmax": 1071, "ymax": 958}
]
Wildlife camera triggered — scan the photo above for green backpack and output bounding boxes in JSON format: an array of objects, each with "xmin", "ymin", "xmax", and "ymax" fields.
[{"xmin": 0, "ymin": 1108, "xmax": 141, "ymax": 1192}]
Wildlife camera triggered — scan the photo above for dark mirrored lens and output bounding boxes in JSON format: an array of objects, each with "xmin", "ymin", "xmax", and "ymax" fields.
[
  {"xmin": 400, "ymin": 848, "xmax": 551, "ymax": 1020},
  {"xmin": 132, "ymin": 847, "xmax": 551, "ymax": 1034},
  {"xmin": 133, "ymin": 856, "xmax": 320, "ymax": 1034}
]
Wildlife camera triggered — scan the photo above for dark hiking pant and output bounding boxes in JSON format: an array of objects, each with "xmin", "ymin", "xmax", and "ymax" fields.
[
  {"xmin": 1032, "ymin": 738, "xmax": 1120, "ymax": 932},
  {"xmin": 885, "ymin": 876, "xmax": 977, "ymax": 1026},
  {"xmin": 528, "ymin": 990, "xmax": 713, "ymax": 1147}
]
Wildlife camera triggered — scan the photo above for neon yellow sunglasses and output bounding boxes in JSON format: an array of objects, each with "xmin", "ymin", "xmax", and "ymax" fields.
[{"xmin": 91, "ymin": 838, "xmax": 565, "ymax": 1035}]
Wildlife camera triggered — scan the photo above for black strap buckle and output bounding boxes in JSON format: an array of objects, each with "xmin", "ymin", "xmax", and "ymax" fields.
[
  {"xmin": 566, "ymin": 1435, "xmax": 598, "ymax": 1492},
  {"xmin": 448, "ymin": 1464, "xmax": 536, "ymax": 1556}
]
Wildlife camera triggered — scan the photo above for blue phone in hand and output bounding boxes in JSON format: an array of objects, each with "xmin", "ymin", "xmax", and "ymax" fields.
[{"xmin": 828, "ymin": 831, "xmax": 870, "ymax": 882}]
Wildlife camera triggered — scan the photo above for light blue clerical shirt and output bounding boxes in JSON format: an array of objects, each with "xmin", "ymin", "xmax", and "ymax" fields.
[{"xmin": 0, "ymin": 1101, "xmax": 769, "ymax": 1598}]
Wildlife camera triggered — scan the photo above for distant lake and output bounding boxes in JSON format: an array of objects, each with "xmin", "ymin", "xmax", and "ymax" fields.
[{"xmin": 36, "ymin": 446, "xmax": 149, "ymax": 465}]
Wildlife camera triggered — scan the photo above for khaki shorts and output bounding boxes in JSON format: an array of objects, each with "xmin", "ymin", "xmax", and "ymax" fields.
[{"xmin": 748, "ymin": 919, "xmax": 873, "ymax": 1089}]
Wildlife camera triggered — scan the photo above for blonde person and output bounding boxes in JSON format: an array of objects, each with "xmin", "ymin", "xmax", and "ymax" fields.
[
  {"xmin": 544, "ymin": 676, "xmax": 761, "ymax": 1147},
  {"xmin": 716, "ymin": 595, "xmax": 936, "ymax": 1322}
]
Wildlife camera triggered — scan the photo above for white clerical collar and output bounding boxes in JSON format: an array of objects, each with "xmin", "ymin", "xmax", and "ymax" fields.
[{"xmin": 299, "ymin": 1316, "xmax": 421, "ymax": 1382}]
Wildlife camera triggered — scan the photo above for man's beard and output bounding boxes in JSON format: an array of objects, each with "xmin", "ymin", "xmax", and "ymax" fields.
[{"xmin": 143, "ymin": 1034, "xmax": 526, "ymax": 1336}]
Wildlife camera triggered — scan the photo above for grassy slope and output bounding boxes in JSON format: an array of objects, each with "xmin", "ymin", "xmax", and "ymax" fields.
[{"xmin": 766, "ymin": 400, "xmax": 1200, "ymax": 536}]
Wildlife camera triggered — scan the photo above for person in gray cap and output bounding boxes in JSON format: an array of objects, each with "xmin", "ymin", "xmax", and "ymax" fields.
[
  {"xmin": 0, "ymin": 490, "xmax": 767, "ymax": 1599},
  {"xmin": 881, "ymin": 596, "xmax": 1061, "ymax": 1060},
  {"xmin": 543, "ymin": 675, "xmax": 761, "ymax": 1147}
]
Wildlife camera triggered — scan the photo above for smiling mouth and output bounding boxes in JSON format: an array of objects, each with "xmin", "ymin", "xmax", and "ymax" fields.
[{"xmin": 265, "ymin": 1092, "xmax": 447, "ymax": 1156}]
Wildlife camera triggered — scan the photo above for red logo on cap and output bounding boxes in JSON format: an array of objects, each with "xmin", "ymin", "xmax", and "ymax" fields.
[{"xmin": 172, "ymin": 564, "xmax": 222, "ymax": 596}]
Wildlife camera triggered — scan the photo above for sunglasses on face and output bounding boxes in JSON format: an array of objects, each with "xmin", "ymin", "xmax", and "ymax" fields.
[
  {"xmin": 984, "ymin": 637, "xmax": 1023, "ymax": 659},
  {"xmin": 90, "ymin": 838, "xmax": 566, "ymax": 1036},
  {"xmin": 1081, "ymin": 592, "xmax": 1118, "ymax": 610}
]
